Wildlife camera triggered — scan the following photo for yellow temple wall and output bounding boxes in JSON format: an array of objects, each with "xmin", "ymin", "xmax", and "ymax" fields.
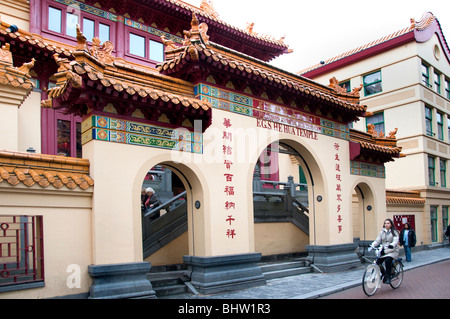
[
  {"xmin": 0, "ymin": 185, "xmax": 93, "ymax": 299},
  {"xmin": 81, "ymin": 107, "xmax": 388, "ymax": 267}
]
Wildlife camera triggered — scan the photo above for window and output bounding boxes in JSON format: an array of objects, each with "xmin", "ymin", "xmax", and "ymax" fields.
[
  {"xmin": 47, "ymin": 5, "xmax": 111, "ymax": 43},
  {"xmin": 128, "ymin": 31, "xmax": 165, "ymax": 63},
  {"xmin": 129, "ymin": 33, "xmax": 146, "ymax": 58},
  {"xmin": 434, "ymin": 71, "xmax": 441, "ymax": 94},
  {"xmin": 81, "ymin": 18, "xmax": 110, "ymax": 43},
  {"xmin": 339, "ymin": 80, "xmax": 351, "ymax": 93},
  {"xmin": 149, "ymin": 40, "xmax": 164, "ymax": 63},
  {"xmin": 56, "ymin": 113, "xmax": 82, "ymax": 158},
  {"xmin": 437, "ymin": 112, "xmax": 444, "ymax": 140},
  {"xmin": 428, "ymin": 155, "xmax": 436, "ymax": 186},
  {"xmin": 99, "ymin": 23, "xmax": 110, "ymax": 42},
  {"xmin": 430, "ymin": 206, "xmax": 438, "ymax": 242},
  {"xmin": 422, "ymin": 63, "xmax": 431, "ymax": 88},
  {"xmin": 440, "ymin": 159, "xmax": 447, "ymax": 187},
  {"xmin": 366, "ymin": 112, "xmax": 385, "ymax": 135},
  {"xmin": 445, "ymin": 78, "xmax": 450, "ymax": 100},
  {"xmin": 83, "ymin": 18, "xmax": 95, "ymax": 42},
  {"xmin": 66, "ymin": 12, "xmax": 78, "ymax": 38},
  {"xmin": 448, "ymin": 118, "xmax": 450, "ymax": 143},
  {"xmin": 425, "ymin": 106, "xmax": 433, "ymax": 136},
  {"xmin": 363, "ymin": 71, "xmax": 382, "ymax": 96},
  {"xmin": 0, "ymin": 215, "xmax": 44, "ymax": 291},
  {"xmin": 48, "ymin": 7, "xmax": 62, "ymax": 33}
]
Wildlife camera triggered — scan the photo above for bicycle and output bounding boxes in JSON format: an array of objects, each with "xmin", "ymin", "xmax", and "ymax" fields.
[{"xmin": 361, "ymin": 245, "xmax": 404, "ymax": 296}]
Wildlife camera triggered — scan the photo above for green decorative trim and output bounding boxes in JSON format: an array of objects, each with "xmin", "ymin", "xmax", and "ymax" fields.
[
  {"xmin": 195, "ymin": 83, "xmax": 350, "ymax": 140},
  {"xmin": 81, "ymin": 115, "xmax": 202, "ymax": 153},
  {"xmin": 350, "ymin": 161, "xmax": 385, "ymax": 179}
]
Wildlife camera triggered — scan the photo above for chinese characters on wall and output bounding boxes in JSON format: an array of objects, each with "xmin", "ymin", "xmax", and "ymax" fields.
[
  {"xmin": 223, "ymin": 118, "xmax": 236, "ymax": 239},
  {"xmin": 334, "ymin": 142, "xmax": 343, "ymax": 234}
]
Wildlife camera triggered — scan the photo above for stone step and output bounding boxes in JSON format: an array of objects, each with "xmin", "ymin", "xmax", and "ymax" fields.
[
  {"xmin": 259, "ymin": 259, "xmax": 312, "ymax": 280},
  {"xmin": 147, "ymin": 270, "xmax": 190, "ymax": 297}
]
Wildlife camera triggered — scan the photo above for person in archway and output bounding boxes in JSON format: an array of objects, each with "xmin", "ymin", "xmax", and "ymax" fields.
[
  {"xmin": 399, "ymin": 223, "xmax": 416, "ymax": 262},
  {"xmin": 370, "ymin": 218, "xmax": 400, "ymax": 284},
  {"xmin": 145, "ymin": 187, "xmax": 162, "ymax": 220}
]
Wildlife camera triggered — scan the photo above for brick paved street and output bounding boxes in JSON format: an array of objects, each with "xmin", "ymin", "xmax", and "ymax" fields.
[{"xmin": 321, "ymin": 259, "xmax": 450, "ymax": 299}]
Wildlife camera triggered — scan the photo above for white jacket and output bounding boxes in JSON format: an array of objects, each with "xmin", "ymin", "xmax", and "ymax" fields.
[{"xmin": 371, "ymin": 228, "xmax": 400, "ymax": 259}]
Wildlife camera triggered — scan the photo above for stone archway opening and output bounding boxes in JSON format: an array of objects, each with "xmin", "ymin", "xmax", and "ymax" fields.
[
  {"xmin": 140, "ymin": 161, "xmax": 200, "ymax": 268},
  {"xmin": 352, "ymin": 182, "xmax": 376, "ymax": 245},
  {"xmin": 252, "ymin": 140, "xmax": 318, "ymax": 258}
]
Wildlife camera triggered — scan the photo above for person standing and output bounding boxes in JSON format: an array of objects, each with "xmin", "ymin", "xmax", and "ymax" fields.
[{"xmin": 399, "ymin": 223, "xmax": 416, "ymax": 262}]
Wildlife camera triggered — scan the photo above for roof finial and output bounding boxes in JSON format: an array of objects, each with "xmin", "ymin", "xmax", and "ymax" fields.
[{"xmin": 200, "ymin": 0, "xmax": 220, "ymax": 20}]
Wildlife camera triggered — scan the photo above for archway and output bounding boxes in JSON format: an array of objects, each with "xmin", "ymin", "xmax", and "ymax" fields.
[
  {"xmin": 251, "ymin": 138, "xmax": 326, "ymax": 258},
  {"xmin": 136, "ymin": 159, "xmax": 207, "ymax": 267},
  {"xmin": 352, "ymin": 182, "xmax": 377, "ymax": 244}
]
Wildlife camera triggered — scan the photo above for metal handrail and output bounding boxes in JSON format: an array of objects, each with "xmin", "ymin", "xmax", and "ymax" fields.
[{"xmin": 143, "ymin": 191, "xmax": 187, "ymax": 218}]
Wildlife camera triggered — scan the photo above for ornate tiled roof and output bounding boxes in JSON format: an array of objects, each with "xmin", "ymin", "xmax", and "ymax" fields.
[
  {"xmin": 0, "ymin": 20, "xmax": 74, "ymax": 57},
  {"xmin": 158, "ymin": 13, "xmax": 367, "ymax": 120},
  {"xmin": 386, "ymin": 190, "xmax": 425, "ymax": 205},
  {"xmin": 0, "ymin": 150, "xmax": 94, "ymax": 190},
  {"xmin": 168, "ymin": 0, "xmax": 289, "ymax": 48},
  {"xmin": 42, "ymin": 25, "xmax": 211, "ymax": 119},
  {"xmin": 350, "ymin": 128, "xmax": 403, "ymax": 164},
  {"xmin": 0, "ymin": 42, "xmax": 35, "ymax": 104},
  {"xmin": 299, "ymin": 12, "xmax": 449, "ymax": 77}
]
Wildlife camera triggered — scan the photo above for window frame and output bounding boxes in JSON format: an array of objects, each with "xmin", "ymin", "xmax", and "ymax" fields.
[
  {"xmin": 422, "ymin": 63, "xmax": 431, "ymax": 88},
  {"xmin": 445, "ymin": 78, "xmax": 450, "ymax": 100},
  {"xmin": 339, "ymin": 80, "xmax": 351, "ymax": 93},
  {"xmin": 437, "ymin": 111, "xmax": 444, "ymax": 140},
  {"xmin": 434, "ymin": 70, "xmax": 442, "ymax": 94},
  {"xmin": 363, "ymin": 70, "xmax": 382, "ymax": 96},
  {"xmin": 125, "ymin": 27, "xmax": 165, "ymax": 64},
  {"xmin": 440, "ymin": 158, "xmax": 447, "ymax": 187},
  {"xmin": 44, "ymin": 1, "xmax": 114, "ymax": 44},
  {"xmin": 55, "ymin": 111, "xmax": 82, "ymax": 158},
  {"xmin": 428, "ymin": 155, "xmax": 436, "ymax": 186},
  {"xmin": 366, "ymin": 112, "xmax": 385, "ymax": 135},
  {"xmin": 425, "ymin": 106, "xmax": 433, "ymax": 137}
]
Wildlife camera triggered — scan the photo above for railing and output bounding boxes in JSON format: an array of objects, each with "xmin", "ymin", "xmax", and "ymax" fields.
[
  {"xmin": 0, "ymin": 215, "xmax": 44, "ymax": 289},
  {"xmin": 253, "ymin": 175, "xmax": 307, "ymax": 198},
  {"xmin": 143, "ymin": 191, "xmax": 187, "ymax": 219}
]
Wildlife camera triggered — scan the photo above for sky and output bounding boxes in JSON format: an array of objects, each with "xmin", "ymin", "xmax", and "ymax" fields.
[{"xmin": 182, "ymin": 0, "xmax": 450, "ymax": 74}]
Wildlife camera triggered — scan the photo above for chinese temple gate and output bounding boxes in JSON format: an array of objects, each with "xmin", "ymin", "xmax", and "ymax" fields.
[{"xmin": 0, "ymin": 0, "xmax": 402, "ymax": 298}]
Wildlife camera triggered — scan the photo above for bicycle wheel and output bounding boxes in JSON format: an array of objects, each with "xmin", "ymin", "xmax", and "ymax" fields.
[
  {"xmin": 362, "ymin": 264, "xmax": 381, "ymax": 296},
  {"xmin": 389, "ymin": 260, "xmax": 403, "ymax": 289}
]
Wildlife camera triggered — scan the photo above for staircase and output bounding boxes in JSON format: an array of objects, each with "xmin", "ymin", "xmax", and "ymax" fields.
[
  {"xmin": 142, "ymin": 181, "xmax": 312, "ymax": 297},
  {"xmin": 259, "ymin": 256, "xmax": 312, "ymax": 280},
  {"xmin": 147, "ymin": 267, "xmax": 192, "ymax": 297},
  {"xmin": 142, "ymin": 192, "xmax": 187, "ymax": 259}
]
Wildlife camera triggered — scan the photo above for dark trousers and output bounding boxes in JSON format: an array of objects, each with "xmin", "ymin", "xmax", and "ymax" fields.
[{"xmin": 377, "ymin": 256, "xmax": 393, "ymax": 278}]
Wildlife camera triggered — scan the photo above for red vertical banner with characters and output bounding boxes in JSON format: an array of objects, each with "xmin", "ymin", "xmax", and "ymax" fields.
[
  {"xmin": 223, "ymin": 118, "xmax": 236, "ymax": 239},
  {"xmin": 334, "ymin": 142, "xmax": 343, "ymax": 234}
]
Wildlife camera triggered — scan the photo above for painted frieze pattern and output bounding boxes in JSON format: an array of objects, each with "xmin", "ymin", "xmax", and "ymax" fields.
[
  {"xmin": 350, "ymin": 161, "xmax": 385, "ymax": 179},
  {"xmin": 194, "ymin": 83, "xmax": 350, "ymax": 141},
  {"xmin": 81, "ymin": 115, "xmax": 203, "ymax": 153}
]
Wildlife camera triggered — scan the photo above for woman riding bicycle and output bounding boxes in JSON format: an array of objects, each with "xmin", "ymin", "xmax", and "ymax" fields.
[{"xmin": 370, "ymin": 219, "xmax": 400, "ymax": 284}]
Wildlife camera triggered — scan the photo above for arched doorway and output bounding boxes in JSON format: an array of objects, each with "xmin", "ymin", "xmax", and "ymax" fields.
[
  {"xmin": 352, "ymin": 182, "xmax": 377, "ymax": 244},
  {"xmin": 137, "ymin": 159, "xmax": 206, "ymax": 267},
  {"xmin": 252, "ymin": 139, "xmax": 325, "ymax": 257}
]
